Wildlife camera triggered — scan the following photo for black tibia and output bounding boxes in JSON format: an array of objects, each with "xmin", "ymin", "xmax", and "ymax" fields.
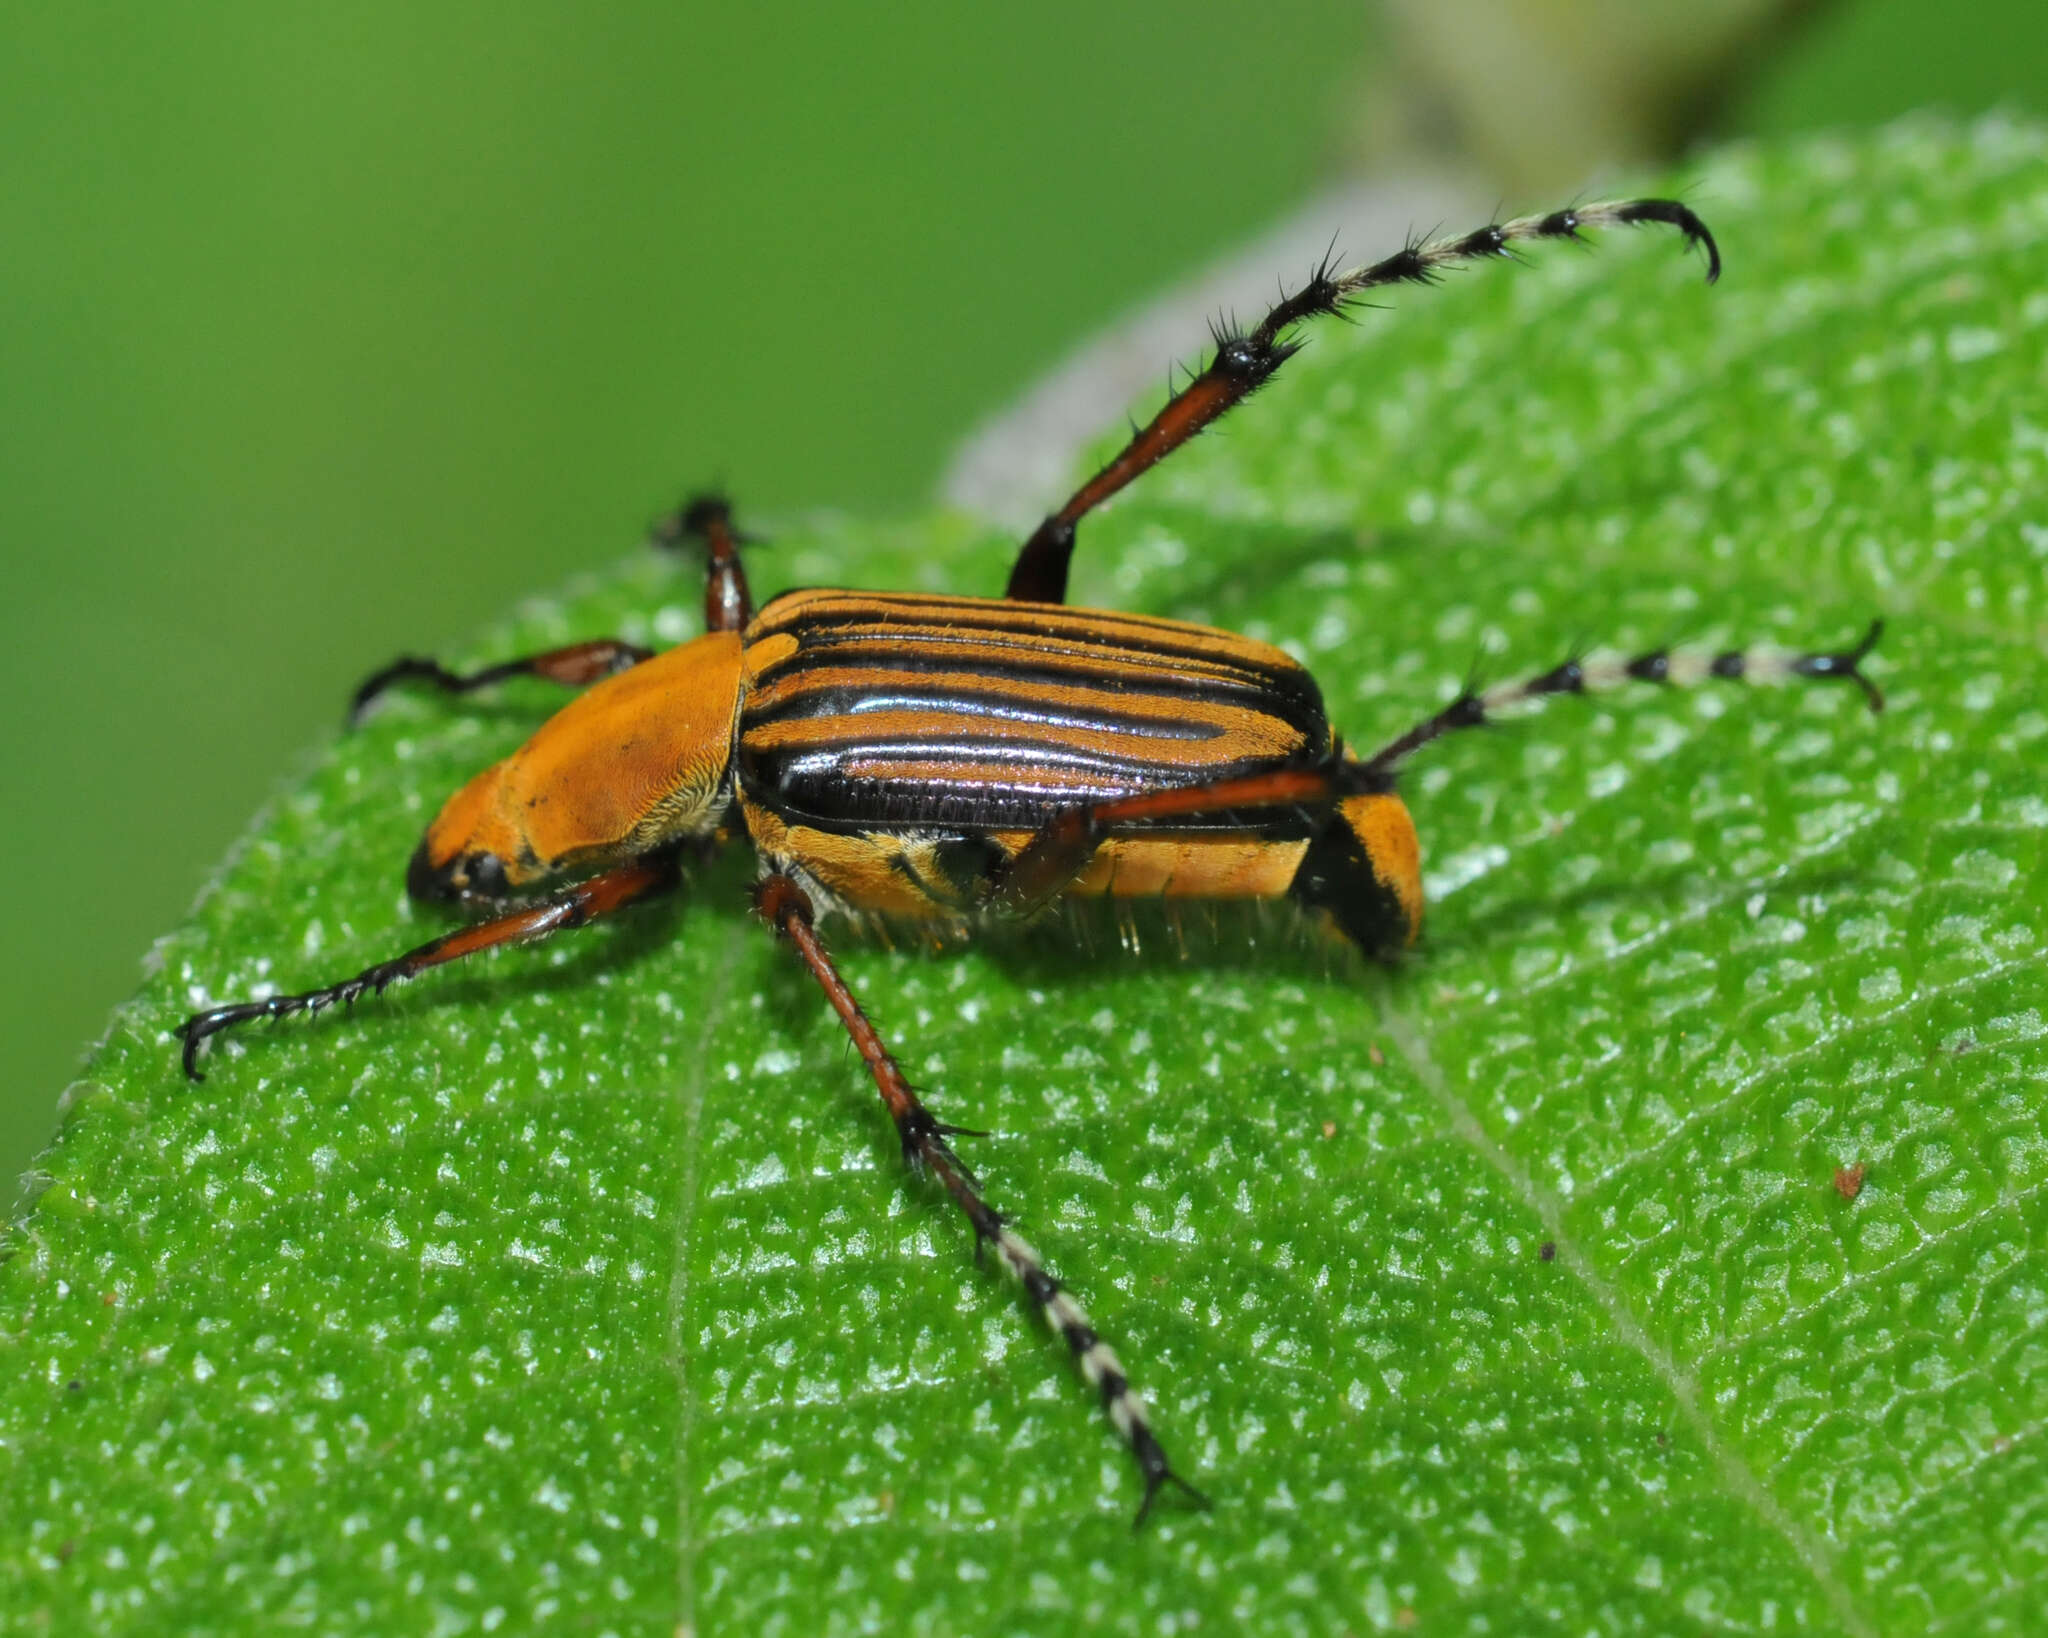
[
  {"xmin": 1359, "ymin": 621, "xmax": 1888, "ymax": 781},
  {"xmin": 175, "ymin": 855, "xmax": 678, "ymax": 1081},
  {"xmin": 753, "ymin": 871, "xmax": 1207, "ymax": 1525},
  {"xmin": 350, "ymin": 639, "xmax": 653, "ymax": 726},
  {"xmin": 649, "ymin": 492, "xmax": 757, "ymax": 634},
  {"xmin": 1004, "ymin": 197, "xmax": 1721, "ymax": 605}
]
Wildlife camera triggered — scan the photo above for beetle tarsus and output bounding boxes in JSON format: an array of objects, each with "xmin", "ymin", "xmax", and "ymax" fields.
[
  {"xmin": 349, "ymin": 656, "xmax": 464, "ymax": 725},
  {"xmin": 347, "ymin": 639, "xmax": 652, "ymax": 726},
  {"xmin": 1361, "ymin": 621, "xmax": 1889, "ymax": 778},
  {"xmin": 755, "ymin": 868, "xmax": 1202, "ymax": 1518},
  {"xmin": 1004, "ymin": 195, "xmax": 1721, "ymax": 606},
  {"xmin": 173, "ymin": 859, "xmax": 677, "ymax": 1085},
  {"xmin": 1133, "ymin": 1442, "xmax": 1213, "ymax": 1530},
  {"xmin": 1794, "ymin": 618, "xmax": 1886, "ymax": 712}
]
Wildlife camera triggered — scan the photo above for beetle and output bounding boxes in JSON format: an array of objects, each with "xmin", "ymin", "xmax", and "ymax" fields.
[{"xmin": 176, "ymin": 197, "xmax": 1884, "ymax": 1524}]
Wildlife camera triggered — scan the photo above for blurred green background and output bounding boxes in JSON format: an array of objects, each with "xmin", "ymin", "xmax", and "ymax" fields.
[{"xmin": 3, "ymin": 0, "xmax": 2044, "ymax": 1194}]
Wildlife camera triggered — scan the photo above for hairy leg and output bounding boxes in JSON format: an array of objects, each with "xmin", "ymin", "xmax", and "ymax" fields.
[
  {"xmin": 753, "ymin": 871, "xmax": 1208, "ymax": 1525},
  {"xmin": 177, "ymin": 854, "xmax": 679, "ymax": 1079},
  {"xmin": 1006, "ymin": 198, "xmax": 1718, "ymax": 604}
]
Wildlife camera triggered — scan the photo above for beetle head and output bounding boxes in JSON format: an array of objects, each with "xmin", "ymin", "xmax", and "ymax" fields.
[
  {"xmin": 408, "ymin": 630, "xmax": 747, "ymax": 902},
  {"xmin": 406, "ymin": 761, "xmax": 526, "ymax": 902}
]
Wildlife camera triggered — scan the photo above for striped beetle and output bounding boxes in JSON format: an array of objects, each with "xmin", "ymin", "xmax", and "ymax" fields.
[{"xmin": 177, "ymin": 197, "xmax": 1883, "ymax": 1522}]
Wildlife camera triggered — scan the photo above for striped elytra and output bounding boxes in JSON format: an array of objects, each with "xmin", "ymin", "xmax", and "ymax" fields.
[{"xmin": 736, "ymin": 588, "xmax": 1333, "ymax": 833}]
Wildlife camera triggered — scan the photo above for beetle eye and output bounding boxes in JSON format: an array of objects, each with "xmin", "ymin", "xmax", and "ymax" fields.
[{"xmin": 464, "ymin": 852, "xmax": 508, "ymax": 896}]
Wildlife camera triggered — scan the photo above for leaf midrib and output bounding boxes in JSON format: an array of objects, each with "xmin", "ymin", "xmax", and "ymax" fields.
[{"xmin": 671, "ymin": 910, "xmax": 753, "ymax": 1620}]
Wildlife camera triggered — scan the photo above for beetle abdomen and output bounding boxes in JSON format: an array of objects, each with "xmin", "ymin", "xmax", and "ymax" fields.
[{"xmin": 737, "ymin": 589, "xmax": 1331, "ymax": 832}]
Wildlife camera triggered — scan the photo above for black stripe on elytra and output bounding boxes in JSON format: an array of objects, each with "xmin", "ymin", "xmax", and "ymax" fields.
[
  {"xmin": 773, "ymin": 632, "xmax": 1306, "ymax": 707},
  {"xmin": 743, "ymin": 724, "xmax": 1308, "ymax": 774},
  {"xmin": 741, "ymin": 682, "xmax": 1260, "ymax": 741},
  {"xmin": 756, "ymin": 589, "xmax": 1270, "ymax": 650},
  {"xmin": 746, "ymin": 636, "xmax": 1313, "ymax": 699},
  {"xmin": 746, "ymin": 752, "xmax": 1224, "ymax": 814},
  {"xmin": 760, "ymin": 595, "xmax": 1307, "ymax": 676},
  {"xmin": 742, "ymin": 676, "xmax": 1313, "ymax": 740},
  {"xmin": 742, "ymin": 662, "xmax": 1321, "ymax": 740},
  {"xmin": 753, "ymin": 626, "xmax": 1328, "ymax": 737},
  {"xmin": 744, "ymin": 752, "xmax": 1333, "ymax": 835}
]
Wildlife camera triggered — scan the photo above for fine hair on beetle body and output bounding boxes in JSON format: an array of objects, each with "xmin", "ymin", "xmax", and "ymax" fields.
[{"xmin": 176, "ymin": 195, "xmax": 1884, "ymax": 1526}]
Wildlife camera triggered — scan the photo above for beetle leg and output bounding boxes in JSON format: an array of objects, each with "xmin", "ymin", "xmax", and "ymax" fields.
[
  {"xmin": 648, "ymin": 492, "xmax": 757, "ymax": 634},
  {"xmin": 753, "ymin": 871, "xmax": 1209, "ymax": 1527},
  {"xmin": 986, "ymin": 760, "xmax": 1378, "ymax": 914},
  {"xmin": 985, "ymin": 622, "xmax": 1884, "ymax": 928},
  {"xmin": 349, "ymin": 639, "xmax": 655, "ymax": 726},
  {"xmin": 175, "ymin": 854, "xmax": 679, "ymax": 1080},
  {"xmin": 1004, "ymin": 197, "xmax": 1719, "ymax": 604},
  {"xmin": 1357, "ymin": 620, "xmax": 1886, "ymax": 780}
]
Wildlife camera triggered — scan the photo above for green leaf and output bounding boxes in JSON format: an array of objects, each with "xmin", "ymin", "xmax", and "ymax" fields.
[{"xmin": 5, "ymin": 118, "xmax": 2045, "ymax": 1633}]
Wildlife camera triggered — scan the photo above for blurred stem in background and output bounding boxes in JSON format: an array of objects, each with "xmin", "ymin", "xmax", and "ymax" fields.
[
  {"xmin": 1365, "ymin": 0, "xmax": 1837, "ymax": 193},
  {"xmin": 4, "ymin": 0, "xmax": 2045, "ymax": 1199}
]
